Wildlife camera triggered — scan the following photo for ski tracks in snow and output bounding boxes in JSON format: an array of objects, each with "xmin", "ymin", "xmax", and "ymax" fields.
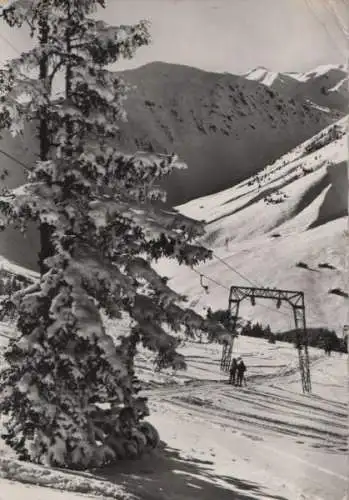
[
  {"xmin": 145, "ymin": 352, "xmax": 347, "ymax": 499},
  {"xmin": 150, "ymin": 382, "xmax": 347, "ymax": 454},
  {"xmin": 145, "ymin": 352, "xmax": 347, "ymax": 457}
]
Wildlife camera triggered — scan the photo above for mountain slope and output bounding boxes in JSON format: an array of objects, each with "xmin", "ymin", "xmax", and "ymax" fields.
[
  {"xmin": 0, "ymin": 61, "xmax": 341, "ymax": 207},
  {"xmin": 178, "ymin": 118, "xmax": 347, "ymax": 237},
  {"xmin": 0, "ymin": 127, "xmax": 39, "ymax": 271},
  {"xmin": 116, "ymin": 62, "xmax": 340, "ymax": 204},
  {"xmin": 246, "ymin": 64, "xmax": 347, "ymax": 113},
  {"xmin": 157, "ymin": 117, "xmax": 348, "ymax": 333},
  {"xmin": 0, "ymin": 62, "xmax": 344, "ymax": 271}
]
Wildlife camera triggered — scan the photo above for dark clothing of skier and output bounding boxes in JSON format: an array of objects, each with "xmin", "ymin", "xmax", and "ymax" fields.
[
  {"xmin": 236, "ymin": 359, "xmax": 246, "ymax": 386},
  {"xmin": 229, "ymin": 358, "xmax": 238, "ymax": 385}
]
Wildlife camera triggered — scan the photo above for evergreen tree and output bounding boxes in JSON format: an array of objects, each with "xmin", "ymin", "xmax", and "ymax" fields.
[
  {"xmin": 0, "ymin": 0, "xmax": 222, "ymax": 468},
  {"xmin": 206, "ymin": 308, "xmax": 240, "ymax": 343},
  {"xmin": 241, "ymin": 321, "xmax": 252, "ymax": 336}
]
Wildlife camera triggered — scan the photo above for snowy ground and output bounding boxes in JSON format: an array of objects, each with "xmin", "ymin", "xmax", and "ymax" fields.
[
  {"xmin": 137, "ymin": 338, "xmax": 348, "ymax": 500},
  {"xmin": 0, "ymin": 333, "xmax": 347, "ymax": 500}
]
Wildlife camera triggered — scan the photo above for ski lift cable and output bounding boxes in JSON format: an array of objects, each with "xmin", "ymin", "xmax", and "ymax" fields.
[
  {"xmin": 0, "ymin": 151, "xmax": 327, "ymax": 324},
  {"xmin": 212, "ymin": 251, "xmax": 263, "ymax": 288},
  {"xmin": 0, "ymin": 148, "xmax": 32, "ymax": 173},
  {"xmin": 0, "ymin": 97, "xmax": 337, "ymax": 328},
  {"xmin": 211, "ymin": 253, "xmax": 329, "ymax": 325},
  {"xmin": 211, "ymin": 252, "xmax": 294, "ymax": 319},
  {"xmin": 0, "ymin": 32, "xmax": 22, "ymax": 57},
  {"xmin": 192, "ymin": 263, "xmax": 293, "ymax": 320},
  {"xmin": 191, "ymin": 267, "xmax": 230, "ymax": 291}
]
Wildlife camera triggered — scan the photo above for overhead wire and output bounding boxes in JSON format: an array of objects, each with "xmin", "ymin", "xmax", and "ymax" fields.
[
  {"xmin": 210, "ymin": 251, "xmax": 328, "ymax": 325},
  {"xmin": 191, "ymin": 258, "xmax": 294, "ymax": 326},
  {"xmin": 0, "ymin": 147, "xmax": 32, "ymax": 173},
  {"xmin": 212, "ymin": 251, "xmax": 260, "ymax": 288},
  {"xmin": 0, "ymin": 31, "xmax": 21, "ymax": 58},
  {"xmin": 196, "ymin": 248, "xmax": 326, "ymax": 326},
  {"xmin": 211, "ymin": 252, "xmax": 294, "ymax": 320},
  {"xmin": 191, "ymin": 266, "xmax": 229, "ymax": 291},
  {"xmin": 0, "ymin": 147, "xmax": 308, "ymax": 326}
]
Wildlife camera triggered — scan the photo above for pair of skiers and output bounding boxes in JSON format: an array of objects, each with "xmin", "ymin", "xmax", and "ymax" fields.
[{"xmin": 229, "ymin": 357, "xmax": 246, "ymax": 386}]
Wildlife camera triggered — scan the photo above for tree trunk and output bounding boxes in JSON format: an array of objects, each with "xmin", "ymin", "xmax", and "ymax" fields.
[
  {"xmin": 37, "ymin": 2, "xmax": 54, "ymax": 275},
  {"xmin": 38, "ymin": 223, "xmax": 54, "ymax": 275}
]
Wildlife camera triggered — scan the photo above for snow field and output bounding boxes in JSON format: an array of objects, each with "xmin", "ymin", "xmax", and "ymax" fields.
[{"xmin": 0, "ymin": 327, "xmax": 347, "ymax": 499}]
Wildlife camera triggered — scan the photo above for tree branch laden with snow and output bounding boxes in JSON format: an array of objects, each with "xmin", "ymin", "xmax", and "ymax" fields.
[{"xmin": 0, "ymin": 0, "xmax": 226, "ymax": 468}]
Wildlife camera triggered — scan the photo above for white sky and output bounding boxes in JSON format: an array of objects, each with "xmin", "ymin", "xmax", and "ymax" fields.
[{"xmin": 0, "ymin": 0, "xmax": 347, "ymax": 74}]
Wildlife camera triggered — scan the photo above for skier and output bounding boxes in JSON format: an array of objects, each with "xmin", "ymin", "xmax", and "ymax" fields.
[
  {"xmin": 229, "ymin": 358, "xmax": 238, "ymax": 385},
  {"xmin": 236, "ymin": 357, "xmax": 246, "ymax": 387}
]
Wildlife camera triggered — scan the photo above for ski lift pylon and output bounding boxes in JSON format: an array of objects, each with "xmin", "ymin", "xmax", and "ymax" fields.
[{"xmin": 200, "ymin": 274, "xmax": 209, "ymax": 294}]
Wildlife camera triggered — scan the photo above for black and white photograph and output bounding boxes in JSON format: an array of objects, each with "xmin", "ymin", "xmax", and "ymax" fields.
[{"xmin": 0, "ymin": 1, "xmax": 347, "ymax": 499}]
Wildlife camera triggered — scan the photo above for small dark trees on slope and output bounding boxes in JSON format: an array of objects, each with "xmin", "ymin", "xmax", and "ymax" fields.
[
  {"xmin": 296, "ymin": 262, "xmax": 309, "ymax": 269},
  {"xmin": 328, "ymin": 288, "xmax": 349, "ymax": 298},
  {"xmin": 318, "ymin": 263, "xmax": 336, "ymax": 270}
]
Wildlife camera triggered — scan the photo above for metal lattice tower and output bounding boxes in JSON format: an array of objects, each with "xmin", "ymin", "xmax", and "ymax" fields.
[
  {"xmin": 221, "ymin": 339, "xmax": 234, "ymax": 371},
  {"xmin": 221, "ymin": 285, "xmax": 312, "ymax": 394}
]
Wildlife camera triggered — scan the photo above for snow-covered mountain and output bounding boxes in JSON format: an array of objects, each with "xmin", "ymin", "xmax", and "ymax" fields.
[
  {"xmin": 0, "ymin": 66, "xmax": 346, "ymax": 500},
  {"xmin": 116, "ymin": 62, "xmax": 341, "ymax": 204},
  {"xmin": 245, "ymin": 64, "xmax": 347, "ymax": 113},
  {"xmin": 0, "ymin": 61, "xmax": 342, "ymax": 270},
  {"xmin": 0, "ymin": 62, "xmax": 341, "ymax": 208},
  {"xmin": 245, "ymin": 65, "xmax": 301, "ymax": 89},
  {"xmin": 0, "ymin": 61, "xmax": 345, "ymax": 271},
  {"xmin": 178, "ymin": 117, "xmax": 347, "ymax": 235},
  {"xmin": 158, "ymin": 116, "xmax": 348, "ymax": 333}
]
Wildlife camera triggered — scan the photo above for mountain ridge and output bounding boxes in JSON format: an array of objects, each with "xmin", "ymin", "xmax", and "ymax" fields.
[
  {"xmin": 116, "ymin": 61, "xmax": 341, "ymax": 204},
  {"xmin": 0, "ymin": 61, "xmax": 344, "ymax": 271},
  {"xmin": 245, "ymin": 63, "xmax": 347, "ymax": 113}
]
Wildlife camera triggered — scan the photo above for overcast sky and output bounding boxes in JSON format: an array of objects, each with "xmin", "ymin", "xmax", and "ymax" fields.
[{"xmin": 0, "ymin": 0, "xmax": 347, "ymax": 74}]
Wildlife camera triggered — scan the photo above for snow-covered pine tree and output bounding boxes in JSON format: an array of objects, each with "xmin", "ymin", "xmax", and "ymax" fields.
[{"xmin": 0, "ymin": 0, "xmax": 226, "ymax": 468}]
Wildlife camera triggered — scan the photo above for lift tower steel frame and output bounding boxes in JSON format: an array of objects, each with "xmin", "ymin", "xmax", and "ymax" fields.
[{"xmin": 220, "ymin": 285, "xmax": 312, "ymax": 394}]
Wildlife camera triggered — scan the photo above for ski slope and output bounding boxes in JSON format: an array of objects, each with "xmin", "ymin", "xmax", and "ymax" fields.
[
  {"xmin": 118, "ymin": 337, "xmax": 348, "ymax": 500},
  {"xmin": 155, "ymin": 117, "xmax": 348, "ymax": 333},
  {"xmin": 0, "ymin": 331, "xmax": 346, "ymax": 500}
]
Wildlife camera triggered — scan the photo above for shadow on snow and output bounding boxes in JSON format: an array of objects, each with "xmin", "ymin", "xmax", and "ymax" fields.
[{"xmin": 94, "ymin": 444, "xmax": 288, "ymax": 500}]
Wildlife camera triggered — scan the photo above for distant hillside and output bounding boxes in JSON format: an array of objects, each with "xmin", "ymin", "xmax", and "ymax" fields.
[
  {"xmin": 116, "ymin": 62, "xmax": 341, "ymax": 204},
  {"xmin": 0, "ymin": 62, "xmax": 342, "ymax": 207},
  {"xmin": 0, "ymin": 61, "xmax": 344, "ymax": 271},
  {"xmin": 178, "ymin": 117, "xmax": 347, "ymax": 239},
  {"xmin": 245, "ymin": 64, "xmax": 347, "ymax": 113},
  {"xmin": 0, "ymin": 127, "xmax": 39, "ymax": 271}
]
